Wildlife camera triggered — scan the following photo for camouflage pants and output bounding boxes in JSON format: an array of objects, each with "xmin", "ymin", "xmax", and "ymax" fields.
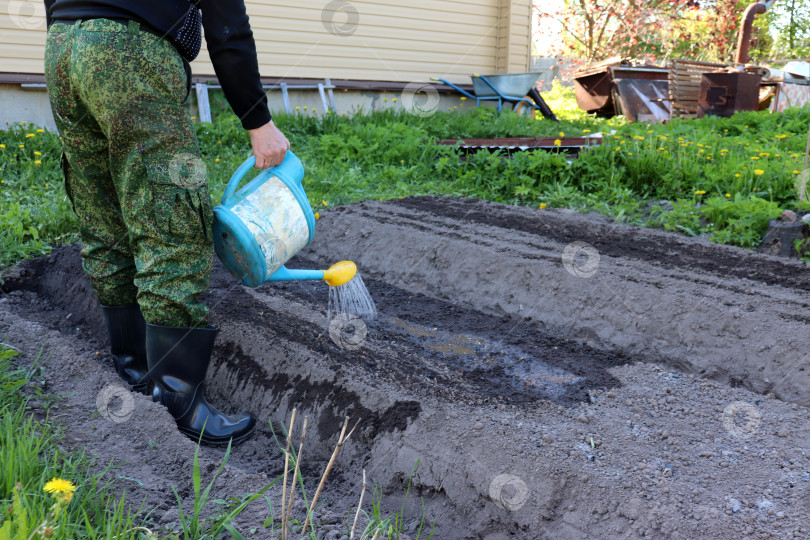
[{"xmin": 44, "ymin": 19, "xmax": 213, "ymax": 328}]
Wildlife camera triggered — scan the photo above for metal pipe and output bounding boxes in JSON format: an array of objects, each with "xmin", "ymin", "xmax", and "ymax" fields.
[{"xmin": 735, "ymin": 1, "xmax": 775, "ymax": 64}]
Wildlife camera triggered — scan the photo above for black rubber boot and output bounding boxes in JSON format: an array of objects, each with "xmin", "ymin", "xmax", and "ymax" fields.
[
  {"xmin": 146, "ymin": 324, "xmax": 256, "ymax": 446},
  {"xmin": 101, "ymin": 304, "xmax": 150, "ymax": 394}
]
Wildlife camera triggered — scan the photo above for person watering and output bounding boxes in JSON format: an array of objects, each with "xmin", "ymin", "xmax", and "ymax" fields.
[{"xmin": 43, "ymin": 0, "xmax": 289, "ymax": 446}]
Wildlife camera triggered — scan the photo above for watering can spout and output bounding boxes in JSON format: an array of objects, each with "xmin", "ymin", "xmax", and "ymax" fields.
[{"xmin": 266, "ymin": 261, "xmax": 357, "ymax": 287}]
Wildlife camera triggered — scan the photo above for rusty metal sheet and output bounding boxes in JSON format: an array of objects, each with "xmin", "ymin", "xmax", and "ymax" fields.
[
  {"xmin": 613, "ymin": 79, "xmax": 671, "ymax": 123},
  {"xmin": 697, "ymin": 72, "xmax": 761, "ymax": 117},
  {"xmin": 574, "ymin": 63, "xmax": 669, "ymax": 118},
  {"xmin": 573, "ymin": 68, "xmax": 616, "ymax": 116}
]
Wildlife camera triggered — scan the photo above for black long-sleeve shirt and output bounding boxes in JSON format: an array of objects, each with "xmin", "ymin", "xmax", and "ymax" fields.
[{"xmin": 44, "ymin": 0, "xmax": 271, "ymax": 130}]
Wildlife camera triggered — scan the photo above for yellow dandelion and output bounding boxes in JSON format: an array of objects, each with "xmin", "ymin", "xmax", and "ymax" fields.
[
  {"xmin": 35, "ymin": 160, "xmax": 41, "ymax": 165},
  {"xmin": 217, "ymin": 141, "xmax": 222, "ymax": 145},
  {"xmin": 554, "ymin": 139, "xmax": 561, "ymax": 147},
  {"xmin": 539, "ymin": 203, "xmax": 548, "ymax": 209},
  {"xmin": 699, "ymin": 149, "xmax": 705, "ymax": 154},
  {"xmin": 791, "ymin": 154, "xmax": 799, "ymax": 158},
  {"xmin": 794, "ymin": 170, "xmax": 802, "ymax": 175},
  {"xmin": 37, "ymin": 128, "xmax": 44, "ymax": 133},
  {"xmin": 296, "ymin": 106, "xmax": 301, "ymax": 110},
  {"xmin": 393, "ymin": 98, "xmax": 398, "ymax": 102},
  {"xmin": 34, "ymin": 151, "xmax": 42, "ymax": 156},
  {"xmin": 559, "ymin": 132, "xmax": 565, "ymax": 138},
  {"xmin": 759, "ymin": 152, "xmax": 769, "ymax": 157},
  {"xmin": 191, "ymin": 116, "xmax": 196, "ymax": 120},
  {"xmin": 25, "ymin": 133, "xmax": 35, "ymax": 138},
  {"xmin": 315, "ymin": 212, "xmax": 320, "ymax": 219},
  {"xmin": 19, "ymin": 144, "xmax": 24, "ymax": 149},
  {"xmin": 627, "ymin": 152, "xmax": 633, "ymax": 156},
  {"xmin": 647, "ymin": 130, "xmax": 653, "ymax": 134},
  {"xmin": 725, "ymin": 193, "xmax": 731, "ymax": 198},
  {"xmin": 460, "ymin": 96, "xmax": 466, "ymax": 101},
  {"xmin": 633, "ymin": 136, "xmax": 644, "ymax": 141},
  {"xmin": 735, "ymin": 173, "xmax": 741, "ymax": 178},
  {"xmin": 582, "ymin": 129, "xmax": 591, "ymax": 134},
  {"xmin": 384, "ymin": 98, "xmax": 388, "ymax": 102},
  {"xmin": 0, "ymin": 144, "xmax": 6, "ymax": 149},
  {"xmin": 751, "ymin": 156, "xmax": 759, "ymax": 160},
  {"xmin": 322, "ymin": 200, "xmax": 328, "ymax": 206},
  {"xmin": 215, "ymin": 158, "xmax": 220, "ymax": 163},
  {"xmin": 754, "ymin": 169, "xmax": 764, "ymax": 175},
  {"xmin": 44, "ymin": 478, "xmax": 76, "ymax": 496},
  {"xmin": 695, "ymin": 190, "xmax": 706, "ymax": 195}
]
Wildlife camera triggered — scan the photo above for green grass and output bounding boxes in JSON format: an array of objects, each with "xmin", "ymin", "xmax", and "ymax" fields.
[
  {"xmin": 0, "ymin": 344, "xmax": 154, "ymax": 539},
  {"xmin": 1, "ymin": 88, "xmax": 808, "ymax": 268}
]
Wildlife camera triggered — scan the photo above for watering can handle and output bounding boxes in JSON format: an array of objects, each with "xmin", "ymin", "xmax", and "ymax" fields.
[{"xmin": 221, "ymin": 151, "xmax": 300, "ymax": 205}]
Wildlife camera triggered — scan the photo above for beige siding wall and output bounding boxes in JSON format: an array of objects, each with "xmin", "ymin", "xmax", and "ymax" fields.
[{"xmin": 0, "ymin": 0, "xmax": 531, "ymax": 83}]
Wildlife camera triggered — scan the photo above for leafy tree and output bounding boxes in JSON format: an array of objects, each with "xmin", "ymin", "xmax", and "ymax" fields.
[
  {"xmin": 765, "ymin": 0, "xmax": 810, "ymax": 59},
  {"xmin": 536, "ymin": 0, "xmax": 774, "ymax": 65}
]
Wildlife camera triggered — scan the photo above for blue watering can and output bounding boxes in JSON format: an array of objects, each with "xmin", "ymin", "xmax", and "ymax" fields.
[{"xmin": 213, "ymin": 152, "xmax": 356, "ymax": 288}]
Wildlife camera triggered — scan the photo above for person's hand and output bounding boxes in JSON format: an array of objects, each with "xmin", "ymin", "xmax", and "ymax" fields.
[{"xmin": 248, "ymin": 121, "xmax": 290, "ymax": 169}]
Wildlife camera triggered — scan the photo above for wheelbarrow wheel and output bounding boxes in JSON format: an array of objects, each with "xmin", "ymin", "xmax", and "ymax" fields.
[{"xmin": 513, "ymin": 101, "xmax": 535, "ymax": 118}]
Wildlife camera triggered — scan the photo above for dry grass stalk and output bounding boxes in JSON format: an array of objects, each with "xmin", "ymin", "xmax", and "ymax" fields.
[
  {"xmin": 302, "ymin": 416, "xmax": 359, "ymax": 533},
  {"xmin": 284, "ymin": 416, "xmax": 308, "ymax": 529},
  {"xmin": 280, "ymin": 408, "xmax": 296, "ymax": 540},
  {"xmin": 350, "ymin": 469, "xmax": 367, "ymax": 538}
]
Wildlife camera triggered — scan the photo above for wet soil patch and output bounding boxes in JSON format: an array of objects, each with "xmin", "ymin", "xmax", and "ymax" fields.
[{"xmin": 207, "ymin": 255, "xmax": 628, "ymax": 407}]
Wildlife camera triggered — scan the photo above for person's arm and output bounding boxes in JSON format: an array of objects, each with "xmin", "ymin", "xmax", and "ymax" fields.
[
  {"xmin": 198, "ymin": 0, "xmax": 288, "ymax": 168},
  {"xmin": 43, "ymin": 0, "xmax": 55, "ymax": 27}
]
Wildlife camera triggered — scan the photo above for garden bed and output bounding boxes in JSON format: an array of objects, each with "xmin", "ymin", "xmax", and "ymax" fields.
[{"xmin": 2, "ymin": 197, "xmax": 810, "ymax": 539}]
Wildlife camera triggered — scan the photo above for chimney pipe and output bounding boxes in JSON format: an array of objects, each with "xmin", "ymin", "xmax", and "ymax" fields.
[{"xmin": 735, "ymin": 1, "xmax": 772, "ymax": 64}]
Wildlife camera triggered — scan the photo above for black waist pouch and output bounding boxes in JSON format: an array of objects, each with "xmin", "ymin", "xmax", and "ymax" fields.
[{"xmin": 171, "ymin": 1, "xmax": 202, "ymax": 61}]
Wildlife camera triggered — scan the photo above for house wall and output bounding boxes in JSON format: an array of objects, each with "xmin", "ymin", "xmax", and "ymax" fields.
[{"xmin": 0, "ymin": 0, "xmax": 531, "ymax": 83}]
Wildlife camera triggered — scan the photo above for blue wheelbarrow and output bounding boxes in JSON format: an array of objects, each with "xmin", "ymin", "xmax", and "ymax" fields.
[{"xmin": 433, "ymin": 72, "xmax": 558, "ymax": 121}]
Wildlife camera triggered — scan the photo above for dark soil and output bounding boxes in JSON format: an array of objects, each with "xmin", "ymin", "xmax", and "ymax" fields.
[{"xmin": 3, "ymin": 196, "xmax": 810, "ymax": 539}]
